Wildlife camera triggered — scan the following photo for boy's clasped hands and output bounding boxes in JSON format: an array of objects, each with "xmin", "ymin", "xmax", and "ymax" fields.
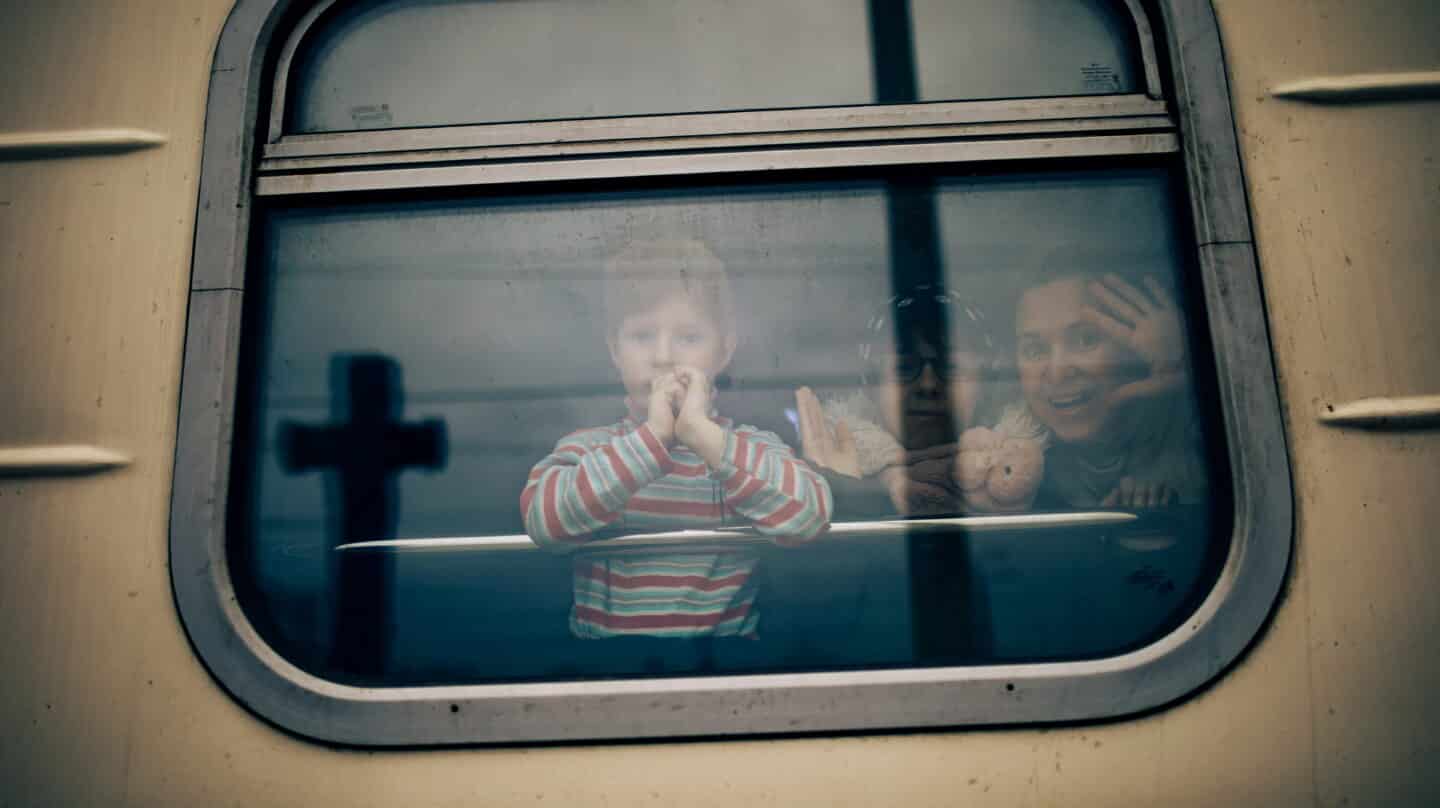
[{"xmin": 646, "ymin": 366, "xmax": 727, "ymax": 466}]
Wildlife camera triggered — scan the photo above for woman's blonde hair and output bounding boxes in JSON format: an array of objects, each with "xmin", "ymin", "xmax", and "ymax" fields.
[{"xmin": 602, "ymin": 238, "xmax": 736, "ymax": 342}]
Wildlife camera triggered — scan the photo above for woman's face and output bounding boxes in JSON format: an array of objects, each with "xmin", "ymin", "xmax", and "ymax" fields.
[{"xmin": 1016, "ymin": 278, "xmax": 1130, "ymax": 445}]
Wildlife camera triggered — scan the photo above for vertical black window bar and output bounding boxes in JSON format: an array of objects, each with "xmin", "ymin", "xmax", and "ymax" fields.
[{"xmin": 867, "ymin": 0, "xmax": 988, "ymax": 662}]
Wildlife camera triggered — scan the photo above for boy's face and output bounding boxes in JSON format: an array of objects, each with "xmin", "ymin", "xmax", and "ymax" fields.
[
  {"xmin": 608, "ymin": 293, "xmax": 735, "ymax": 407},
  {"xmin": 869, "ymin": 338, "xmax": 982, "ymax": 450},
  {"xmin": 1016, "ymin": 277, "xmax": 1131, "ymax": 444}
]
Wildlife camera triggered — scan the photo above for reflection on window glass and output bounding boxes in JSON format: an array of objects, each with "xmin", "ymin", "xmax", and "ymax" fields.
[
  {"xmin": 233, "ymin": 168, "xmax": 1226, "ymax": 686},
  {"xmin": 287, "ymin": 0, "xmax": 1141, "ymax": 133}
]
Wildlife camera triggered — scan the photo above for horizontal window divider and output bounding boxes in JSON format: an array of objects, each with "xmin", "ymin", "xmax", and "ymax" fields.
[
  {"xmin": 260, "ymin": 115, "xmax": 1175, "ymax": 174},
  {"xmin": 266, "ymin": 95, "xmax": 1170, "ymax": 158},
  {"xmin": 335, "ymin": 512, "xmax": 1141, "ymax": 555},
  {"xmin": 256, "ymin": 132, "xmax": 1180, "ymax": 196}
]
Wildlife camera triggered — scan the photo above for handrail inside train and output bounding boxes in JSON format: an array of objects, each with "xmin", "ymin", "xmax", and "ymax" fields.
[{"xmin": 334, "ymin": 511, "xmax": 1142, "ymax": 553}]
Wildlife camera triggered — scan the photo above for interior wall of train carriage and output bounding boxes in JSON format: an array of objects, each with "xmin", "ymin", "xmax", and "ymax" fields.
[{"xmin": 0, "ymin": 0, "xmax": 1435, "ymax": 805}]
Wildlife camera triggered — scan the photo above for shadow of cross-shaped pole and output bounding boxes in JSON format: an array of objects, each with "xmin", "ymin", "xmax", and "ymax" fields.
[{"xmin": 279, "ymin": 354, "xmax": 446, "ymax": 679}]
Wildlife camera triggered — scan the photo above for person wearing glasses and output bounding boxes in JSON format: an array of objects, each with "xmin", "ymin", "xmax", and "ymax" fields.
[{"xmin": 795, "ymin": 285, "xmax": 1047, "ymax": 518}]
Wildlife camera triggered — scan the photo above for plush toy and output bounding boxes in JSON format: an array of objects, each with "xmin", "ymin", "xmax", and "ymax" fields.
[
  {"xmin": 954, "ymin": 414, "xmax": 1048, "ymax": 513},
  {"xmin": 810, "ymin": 391, "xmax": 1048, "ymax": 515}
]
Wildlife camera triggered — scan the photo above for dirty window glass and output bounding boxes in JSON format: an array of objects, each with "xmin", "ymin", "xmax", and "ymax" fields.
[
  {"xmin": 231, "ymin": 166, "xmax": 1227, "ymax": 685},
  {"xmin": 286, "ymin": 0, "xmax": 1142, "ymax": 133}
]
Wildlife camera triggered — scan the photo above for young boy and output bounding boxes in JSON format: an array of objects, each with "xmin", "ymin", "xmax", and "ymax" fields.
[{"xmin": 520, "ymin": 239, "xmax": 832, "ymax": 639}]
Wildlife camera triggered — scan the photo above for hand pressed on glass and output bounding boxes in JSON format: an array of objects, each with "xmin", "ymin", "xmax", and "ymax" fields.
[
  {"xmin": 1100, "ymin": 476, "xmax": 1179, "ymax": 509},
  {"xmin": 795, "ymin": 385, "xmax": 861, "ymax": 479},
  {"xmin": 1085, "ymin": 274, "xmax": 1189, "ymax": 408}
]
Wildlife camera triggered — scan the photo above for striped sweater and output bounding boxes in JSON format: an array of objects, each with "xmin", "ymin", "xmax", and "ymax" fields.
[{"xmin": 521, "ymin": 415, "xmax": 832, "ymax": 638}]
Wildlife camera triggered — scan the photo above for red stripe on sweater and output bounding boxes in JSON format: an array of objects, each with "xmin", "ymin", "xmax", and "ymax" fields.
[
  {"xmin": 573, "ymin": 603, "xmax": 753, "ymax": 631},
  {"xmin": 626, "ymin": 496, "xmax": 723, "ymax": 518},
  {"xmin": 808, "ymin": 468, "xmax": 830, "ymax": 523},
  {"xmin": 540, "ymin": 472, "xmax": 568, "ymax": 539},
  {"xmin": 723, "ymin": 468, "xmax": 746, "ymax": 495},
  {"xmin": 725, "ymin": 475, "xmax": 765, "ymax": 505},
  {"xmin": 733, "ymin": 432, "xmax": 751, "ymax": 472},
  {"xmin": 575, "ymin": 469, "xmax": 611, "ymax": 521},
  {"xmin": 578, "ymin": 567, "xmax": 751, "ymax": 592},
  {"xmin": 601, "ymin": 443, "xmax": 638, "ymax": 491},
  {"xmin": 635, "ymin": 424, "xmax": 672, "ymax": 470},
  {"xmin": 755, "ymin": 497, "xmax": 805, "ymax": 530}
]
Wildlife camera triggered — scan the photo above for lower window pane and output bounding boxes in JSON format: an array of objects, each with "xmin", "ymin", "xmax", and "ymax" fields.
[{"xmin": 232, "ymin": 166, "xmax": 1229, "ymax": 685}]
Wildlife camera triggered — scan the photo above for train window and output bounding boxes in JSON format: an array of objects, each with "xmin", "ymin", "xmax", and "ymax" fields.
[
  {"xmin": 244, "ymin": 167, "xmax": 1220, "ymax": 683},
  {"xmin": 173, "ymin": 0, "xmax": 1292, "ymax": 745},
  {"xmin": 283, "ymin": 0, "xmax": 1148, "ymax": 134}
]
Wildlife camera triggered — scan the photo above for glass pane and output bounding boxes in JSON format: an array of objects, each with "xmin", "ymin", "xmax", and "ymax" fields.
[
  {"xmin": 911, "ymin": 0, "xmax": 1140, "ymax": 101},
  {"xmin": 233, "ymin": 166, "xmax": 1226, "ymax": 685},
  {"xmin": 286, "ymin": 0, "xmax": 1141, "ymax": 133}
]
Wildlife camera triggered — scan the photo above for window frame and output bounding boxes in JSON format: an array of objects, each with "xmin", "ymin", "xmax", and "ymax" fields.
[
  {"xmin": 172, "ymin": 0, "xmax": 1292, "ymax": 745},
  {"xmin": 263, "ymin": 0, "xmax": 1166, "ymax": 144}
]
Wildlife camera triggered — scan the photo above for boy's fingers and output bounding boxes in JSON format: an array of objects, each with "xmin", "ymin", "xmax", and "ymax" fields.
[{"xmin": 674, "ymin": 365, "xmax": 708, "ymax": 388}]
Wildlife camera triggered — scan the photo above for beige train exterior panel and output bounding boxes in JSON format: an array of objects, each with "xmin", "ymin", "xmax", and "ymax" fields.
[{"xmin": 0, "ymin": 0, "xmax": 1436, "ymax": 805}]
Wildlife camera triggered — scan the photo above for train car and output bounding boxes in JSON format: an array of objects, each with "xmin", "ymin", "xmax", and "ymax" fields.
[{"xmin": 1, "ymin": 0, "xmax": 1437, "ymax": 804}]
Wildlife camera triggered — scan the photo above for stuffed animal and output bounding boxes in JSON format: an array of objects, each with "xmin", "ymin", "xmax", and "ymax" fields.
[
  {"xmin": 954, "ymin": 421, "xmax": 1047, "ymax": 513},
  {"xmin": 812, "ymin": 391, "xmax": 1048, "ymax": 515}
]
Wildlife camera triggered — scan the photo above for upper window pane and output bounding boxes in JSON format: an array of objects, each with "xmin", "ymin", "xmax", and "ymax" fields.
[{"xmin": 286, "ymin": 0, "xmax": 1143, "ymax": 133}]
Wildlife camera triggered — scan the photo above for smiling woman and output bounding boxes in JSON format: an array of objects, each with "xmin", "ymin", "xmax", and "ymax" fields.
[{"xmin": 1015, "ymin": 269, "xmax": 1207, "ymax": 508}]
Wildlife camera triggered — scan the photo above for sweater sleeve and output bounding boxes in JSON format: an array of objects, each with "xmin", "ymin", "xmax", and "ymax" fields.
[
  {"xmin": 710, "ymin": 426, "xmax": 833, "ymax": 546},
  {"xmin": 520, "ymin": 423, "xmax": 674, "ymax": 548}
]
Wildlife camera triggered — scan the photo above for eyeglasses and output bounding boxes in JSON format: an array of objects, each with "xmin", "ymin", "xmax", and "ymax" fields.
[{"xmin": 869, "ymin": 351, "xmax": 988, "ymax": 384}]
